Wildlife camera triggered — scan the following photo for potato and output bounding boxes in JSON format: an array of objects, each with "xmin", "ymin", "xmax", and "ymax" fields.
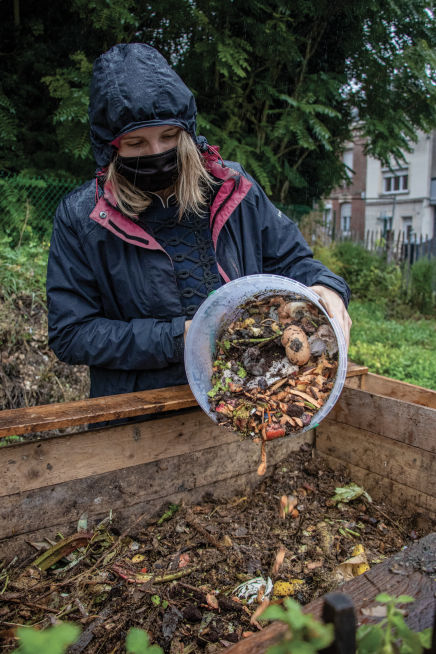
[{"xmin": 281, "ymin": 325, "xmax": 311, "ymax": 365}]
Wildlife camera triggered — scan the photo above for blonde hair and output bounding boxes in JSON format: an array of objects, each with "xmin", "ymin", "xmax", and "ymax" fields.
[{"xmin": 105, "ymin": 130, "xmax": 214, "ymax": 219}]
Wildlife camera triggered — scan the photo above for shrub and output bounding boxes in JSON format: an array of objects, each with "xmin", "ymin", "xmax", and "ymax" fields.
[
  {"xmin": 312, "ymin": 243, "xmax": 342, "ymax": 276},
  {"xmin": 0, "ymin": 236, "xmax": 48, "ymax": 299},
  {"xmin": 332, "ymin": 241, "xmax": 382, "ymax": 297},
  {"xmin": 409, "ymin": 257, "xmax": 436, "ymax": 315}
]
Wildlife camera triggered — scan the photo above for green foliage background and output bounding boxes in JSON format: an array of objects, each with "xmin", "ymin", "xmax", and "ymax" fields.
[{"xmin": 1, "ymin": 0, "xmax": 436, "ymax": 207}]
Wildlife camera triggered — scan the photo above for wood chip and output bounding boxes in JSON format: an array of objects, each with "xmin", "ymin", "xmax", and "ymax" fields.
[{"xmin": 287, "ymin": 389, "xmax": 321, "ymax": 407}]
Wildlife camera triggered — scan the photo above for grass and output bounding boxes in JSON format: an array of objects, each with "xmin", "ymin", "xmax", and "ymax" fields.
[
  {"xmin": 348, "ymin": 300, "xmax": 436, "ymax": 391},
  {"xmin": 0, "ymin": 237, "xmax": 48, "ymax": 299}
]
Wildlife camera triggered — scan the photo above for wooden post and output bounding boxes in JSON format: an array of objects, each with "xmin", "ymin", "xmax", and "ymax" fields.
[
  {"xmin": 321, "ymin": 593, "xmax": 356, "ymax": 654},
  {"xmin": 395, "ymin": 229, "xmax": 401, "ymax": 263}
]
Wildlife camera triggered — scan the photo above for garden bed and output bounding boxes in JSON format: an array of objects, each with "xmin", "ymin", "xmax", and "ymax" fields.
[
  {"xmin": 0, "ymin": 445, "xmax": 430, "ymax": 653},
  {"xmin": 0, "ymin": 365, "xmax": 434, "ymax": 652}
]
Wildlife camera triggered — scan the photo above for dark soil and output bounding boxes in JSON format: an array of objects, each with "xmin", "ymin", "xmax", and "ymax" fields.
[
  {"xmin": 0, "ymin": 446, "xmax": 428, "ymax": 653},
  {"xmin": 0, "ymin": 293, "xmax": 89, "ymax": 414}
]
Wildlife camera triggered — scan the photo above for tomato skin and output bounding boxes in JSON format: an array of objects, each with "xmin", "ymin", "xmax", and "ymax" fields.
[{"xmin": 265, "ymin": 426, "xmax": 286, "ymax": 440}]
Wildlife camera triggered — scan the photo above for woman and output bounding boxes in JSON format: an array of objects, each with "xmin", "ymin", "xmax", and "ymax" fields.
[{"xmin": 47, "ymin": 43, "xmax": 351, "ymax": 399}]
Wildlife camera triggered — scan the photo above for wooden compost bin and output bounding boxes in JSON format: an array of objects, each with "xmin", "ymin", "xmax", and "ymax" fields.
[{"xmin": 0, "ymin": 362, "xmax": 434, "ymax": 651}]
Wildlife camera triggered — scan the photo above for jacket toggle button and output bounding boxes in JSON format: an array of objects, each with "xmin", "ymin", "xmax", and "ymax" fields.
[{"xmin": 99, "ymin": 211, "xmax": 107, "ymax": 218}]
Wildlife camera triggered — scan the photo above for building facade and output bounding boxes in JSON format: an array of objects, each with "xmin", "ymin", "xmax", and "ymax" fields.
[
  {"xmin": 365, "ymin": 130, "xmax": 436, "ymax": 241},
  {"xmin": 323, "ymin": 134, "xmax": 367, "ymax": 240}
]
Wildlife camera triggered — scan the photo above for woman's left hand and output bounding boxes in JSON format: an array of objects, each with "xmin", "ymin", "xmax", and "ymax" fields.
[{"xmin": 309, "ymin": 285, "xmax": 352, "ymax": 349}]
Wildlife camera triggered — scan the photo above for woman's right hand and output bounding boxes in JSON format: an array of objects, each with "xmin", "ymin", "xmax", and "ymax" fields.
[{"xmin": 184, "ymin": 319, "xmax": 192, "ymax": 342}]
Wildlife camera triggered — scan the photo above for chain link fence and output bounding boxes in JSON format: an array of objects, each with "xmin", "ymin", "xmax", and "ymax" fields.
[{"xmin": 0, "ymin": 171, "xmax": 82, "ymax": 247}]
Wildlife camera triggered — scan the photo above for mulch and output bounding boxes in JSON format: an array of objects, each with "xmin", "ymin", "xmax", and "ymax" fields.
[{"xmin": 0, "ymin": 445, "xmax": 429, "ymax": 653}]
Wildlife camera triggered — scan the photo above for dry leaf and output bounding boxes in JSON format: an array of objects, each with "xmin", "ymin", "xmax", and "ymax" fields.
[
  {"xmin": 178, "ymin": 553, "xmax": 190, "ymax": 568},
  {"xmin": 206, "ymin": 593, "xmax": 219, "ymax": 610},
  {"xmin": 131, "ymin": 554, "xmax": 145, "ymax": 563},
  {"xmin": 271, "ymin": 545, "xmax": 286, "ymax": 576},
  {"xmin": 279, "ymin": 495, "xmax": 297, "ymax": 519},
  {"xmin": 257, "ymin": 439, "xmax": 267, "ymax": 476},
  {"xmin": 335, "ymin": 546, "xmax": 370, "ymax": 582},
  {"xmin": 305, "ymin": 560, "xmax": 323, "ymax": 571},
  {"xmin": 250, "ymin": 598, "xmax": 270, "ymax": 625},
  {"xmin": 361, "ymin": 605, "xmax": 388, "ymax": 618},
  {"xmin": 221, "ymin": 534, "xmax": 233, "ymax": 548}
]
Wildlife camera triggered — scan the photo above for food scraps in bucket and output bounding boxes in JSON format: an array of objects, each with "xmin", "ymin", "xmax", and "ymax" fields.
[{"xmin": 208, "ymin": 293, "xmax": 339, "ymax": 471}]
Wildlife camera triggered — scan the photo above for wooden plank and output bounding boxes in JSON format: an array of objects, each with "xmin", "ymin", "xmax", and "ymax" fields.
[
  {"xmin": 344, "ymin": 376, "xmax": 362, "ymax": 389},
  {"xmin": 0, "ymin": 431, "xmax": 313, "ymax": 560},
  {"xmin": 223, "ymin": 534, "xmax": 436, "ymax": 654},
  {"xmin": 327, "ymin": 386, "xmax": 435, "ymax": 453},
  {"xmin": 0, "ymin": 364, "xmax": 365, "ymax": 439},
  {"xmin": 319, "ymin": 453, "xmax": 436, "ymax": 518},
  {"xmin": 317, "ymin": 421, "xmax": 435, "ymax": 498},
  {"xmin": 346, "ymin": 362, "xmax": 369, "ymax": 378},
  {"xmin": 0, "ymin": 409, "xmax": 247, "ymax": 496},
  {"xmin": 0, "ymin": 431, "xmax": 313, "ymax": 539},
  {"xmin": 363, "ymin": 373, "xmax": 436, "ymax": 409},
  {"xmin": 0, "ymin": 385, "xmax": 198, "ymax": 438}
]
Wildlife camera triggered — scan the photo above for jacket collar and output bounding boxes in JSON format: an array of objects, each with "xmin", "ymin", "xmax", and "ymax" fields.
[{"xmin": 89, "ymin": 148, "xmax": 252, "ymax": 281}]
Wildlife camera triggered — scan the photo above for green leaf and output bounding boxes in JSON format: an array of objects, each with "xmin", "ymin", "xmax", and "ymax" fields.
[
  {"xmin": 331, "ymin": 483, "xmax": 372, "ymax": 505},
  {"xmin": 126, "ymin": 628, "xmax": 163, "ymax": 654},
  {"xmin": 356, "ymin": 623, "xmax": 384, "ymax": 653},
  {"xmin": 375, "ymin": 592, "xmax": 394, "ymax": 603},
  {"xmin": 262, "ymin": 605, "xmax": 289, "ymax": 622},
  {"xmin": 395, "ymin": 595, "xmax": 415, "ymax": 604},
  {"xmin": 15, "ymin": 624, "xmax": 81, "ymax": 654},
  {"xmin": 418, "ymin": 628, "xmax": 432, "ymax": 648}
]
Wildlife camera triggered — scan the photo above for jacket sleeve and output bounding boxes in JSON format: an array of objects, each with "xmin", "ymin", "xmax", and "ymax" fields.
[
  {"xmin": 246, "ymin": 174, "xmax": 351, "ymax": 307},
  {"xmin": 46, "ymin": 200, "xmax": 185, "ymax": 370}
]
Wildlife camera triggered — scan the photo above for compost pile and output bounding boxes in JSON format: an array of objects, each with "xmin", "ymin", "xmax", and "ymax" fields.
[
  {"xmin": 208, "ymin": 293, "xmax": 339, "ymax": 471},
  {"xmin": 0, "ymin": 293, "xmax": 89, "ymax": 413},
  {"xmin": 0, "ymin": 447, "xmax": 424, "ymax": 654}
]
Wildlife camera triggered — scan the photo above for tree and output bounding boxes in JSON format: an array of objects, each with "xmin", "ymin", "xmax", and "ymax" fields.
[{"xmin": 1, "ymin": 0, "xmax": 435, "ymax": 207}]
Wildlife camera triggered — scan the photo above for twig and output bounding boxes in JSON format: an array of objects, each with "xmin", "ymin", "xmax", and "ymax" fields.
[
  {"xmin": 184, "ymin": 510, "xmax": 226, "ymax": 552},
  {"xmin": 372, "ymin": 504, "xmax": 408, "ymax": 538},
  {"xmin": 137, "ymin": 556, "xmax": 225, "ymax": 588},
  {"xmin": 3, "ymin": 597, "xmax": 59, "ymax": 614}
]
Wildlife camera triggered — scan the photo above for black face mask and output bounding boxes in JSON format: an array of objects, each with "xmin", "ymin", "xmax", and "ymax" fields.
[{"xmin": 115, "ymin": 147, "xmax": 179, "ymax": 192}]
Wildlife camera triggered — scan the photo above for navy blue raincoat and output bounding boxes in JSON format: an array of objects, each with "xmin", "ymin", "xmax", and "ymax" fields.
[{"xmin": 47, "ymin": 43, "xmax": 350, "ymax": 398}]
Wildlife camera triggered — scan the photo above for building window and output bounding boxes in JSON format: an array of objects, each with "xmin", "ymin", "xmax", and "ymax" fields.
[
  {"xmin": 323, "ymin": 206, "xmax": 332, "ymax": 228},
  {"xmin": 341, "ymin": 203, "xmax": 351, "ymax": 235},
  {"xmin": 383, "ymin": 171, "xmax": 408, "ymax": 194},
  {"xmin": 378, "ymin": 214, "xmax": 392, "ymax": 236},
  {"xmin": 343, "ymin": 149, "xmax": 354, "ymax": 183},
  {"xmin": 430, "ymin": 178, "xmax": 436, "ymax": 205}
]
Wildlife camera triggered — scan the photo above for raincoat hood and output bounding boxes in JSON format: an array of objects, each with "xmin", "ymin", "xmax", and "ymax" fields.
[{"xmin": 89, "ymin": 43, "xmax": 198, "ymax": 167}]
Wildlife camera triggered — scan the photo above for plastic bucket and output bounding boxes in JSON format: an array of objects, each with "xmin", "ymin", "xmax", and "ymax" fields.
[{"xmin": 184, "ymin": 274, "xmax": 347, "ymax": 433}]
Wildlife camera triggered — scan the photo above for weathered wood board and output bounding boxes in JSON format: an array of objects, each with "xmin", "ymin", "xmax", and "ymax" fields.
[
  {"xmin": 362, "ymin": 372, "xmax": 436, "ymax": 409},
  {"xmin": 0, "ymin": 363, "xmax": 369, "ymax": 438},
  {"xmin": 316, "ymin": 376, "xmax": 436, "ymax": 518},
  {"xmin": 1, "ymin": 363, "xmax": 434, "ymax": 566},
  {"xmin": 0, "ymin": 409, "xmax": 314, "ymax": 560}
]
